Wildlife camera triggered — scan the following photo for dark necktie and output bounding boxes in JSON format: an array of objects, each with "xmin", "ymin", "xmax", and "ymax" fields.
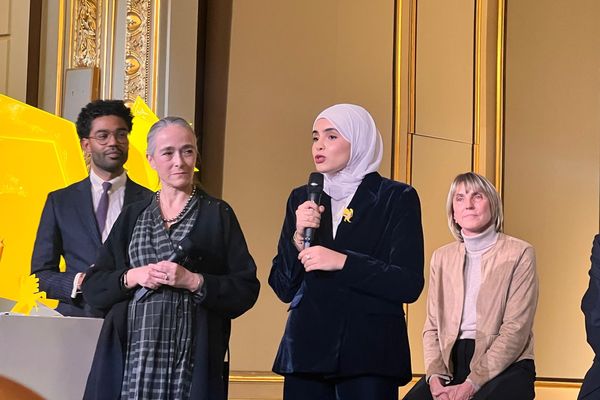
[{"xmin": 95, "ymin": 181, "xmax": 112, "ymax": 235}]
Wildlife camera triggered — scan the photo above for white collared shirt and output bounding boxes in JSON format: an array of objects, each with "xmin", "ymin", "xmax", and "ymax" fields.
[{"xmin": 71, "ymin": 170, "xmax": 128, "ymax": 298}]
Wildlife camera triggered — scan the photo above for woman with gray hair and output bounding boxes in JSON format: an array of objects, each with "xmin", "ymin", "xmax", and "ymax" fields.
[
  {"xmin": 82, "ymin": 116, "xmax": 260, "ymax": 400},
  {"xmin": 403, "ymin": 172, "xmax": 538, "ymax": 400}
]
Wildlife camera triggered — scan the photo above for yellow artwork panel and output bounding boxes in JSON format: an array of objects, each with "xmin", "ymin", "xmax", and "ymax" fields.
[{"xmin": 0, "ymin": 95, "xmax": 159, "ymax": 305}]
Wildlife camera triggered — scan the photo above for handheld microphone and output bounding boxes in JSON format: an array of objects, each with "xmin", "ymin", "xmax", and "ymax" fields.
[
  {"xmin": 133, "ymin": 237, "xmax": 194, "ymax": 302},
  {"xmin": 303, "ymin": 172, "xmax": 324, "ymax": 249}
]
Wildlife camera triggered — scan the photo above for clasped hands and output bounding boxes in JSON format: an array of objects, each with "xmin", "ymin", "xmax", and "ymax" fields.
[
  {"xmin": 125, "ymin": 261, "xmax": 202, "ymax": 292},
  {"xmin": 430, "ymin": 376, "xmax": 477, "ymax": 400},
  {"xmin": 295, "ymin": 200, "xmax": 347, "ymax": 272}
]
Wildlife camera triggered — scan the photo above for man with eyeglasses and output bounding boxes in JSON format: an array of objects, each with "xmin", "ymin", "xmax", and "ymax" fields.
[{"xmin": 31, "ymin": 100, "xmax": 152, "ymax": 317}]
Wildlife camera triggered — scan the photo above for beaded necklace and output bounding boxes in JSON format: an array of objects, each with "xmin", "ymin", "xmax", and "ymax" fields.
[{"xmin": 156, "ymin": 186, "xmax": 197, "ymax": 223}]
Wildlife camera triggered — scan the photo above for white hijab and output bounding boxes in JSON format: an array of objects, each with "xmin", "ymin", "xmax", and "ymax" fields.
[{"xmin": 313, "ymin": 104, "xmax": 383, "ymax": 235}]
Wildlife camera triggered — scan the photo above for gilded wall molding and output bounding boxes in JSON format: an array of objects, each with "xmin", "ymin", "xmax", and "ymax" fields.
[
  {"xmin": 392, "ymin": 0, "xmax": 417, "ymax": 184},
  {"xmin": 495, "ymin": 0, "xmax": 506, "ymax": 195},
  {"xmin": 71, "ymin": 0, "xmax": 103, "ymax": 68},
  {"xmin": 473, "ymin": 0, "xmax": 483, "ymax": 173},
  {"xmin": 124, "ymin": 0, "xmax": 152, "ymax": 106}
]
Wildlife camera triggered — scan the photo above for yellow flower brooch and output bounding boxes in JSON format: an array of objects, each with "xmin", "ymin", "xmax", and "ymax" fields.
[{"xmin": 342, "ymin": 208, "xmax": 354, "ymax": 223}]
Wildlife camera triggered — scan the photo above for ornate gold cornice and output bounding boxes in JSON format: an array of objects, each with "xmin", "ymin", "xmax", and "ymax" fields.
[
  {"xmin": 124, "ymin": 0, "xmax": 152, "ymax": 106},
  {"xmin": 71, "ymin": 0, "xmax": 103, "ymax": 68}
]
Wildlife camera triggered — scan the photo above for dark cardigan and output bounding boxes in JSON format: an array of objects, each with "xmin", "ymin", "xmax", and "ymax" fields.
[{"xmin": 82, "ymin": 190, "xmax": 260, "ymax": 400}]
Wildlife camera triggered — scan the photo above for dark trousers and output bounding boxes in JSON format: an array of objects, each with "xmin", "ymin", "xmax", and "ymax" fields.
[
  {"xmin": 284, "ymin": 374, "xmax": 399, "ymax": 400},
  {"xmin": 403, "ymin": 339, "xmax": 536, "ymax": 400}
]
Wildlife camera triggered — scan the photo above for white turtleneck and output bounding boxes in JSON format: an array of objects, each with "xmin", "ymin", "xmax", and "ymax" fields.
[{"xmin": 459, "ymin": 224, "xmax": 499, "ymax": 339}]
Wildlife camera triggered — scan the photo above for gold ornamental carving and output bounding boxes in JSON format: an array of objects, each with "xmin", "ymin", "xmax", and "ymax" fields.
[
  {"xmin": 72, "ymin": 0, "xmax": 102, "ymax": 68},
  {"xmin": 124, "ymin": 0, "xmax": 152, "ymax": 106}
]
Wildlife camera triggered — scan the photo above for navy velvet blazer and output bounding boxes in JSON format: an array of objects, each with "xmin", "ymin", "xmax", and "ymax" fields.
[
  {"xmin": 31, "ymin": 176, "xmax": 151, "ymax": 317},
  {"xmin": 580, "ymin": 234, "xmax": 600, "ymax": 399},
  {"xmin": 269, "ymin": 172, "xmax": 424, "ymax": 384}
]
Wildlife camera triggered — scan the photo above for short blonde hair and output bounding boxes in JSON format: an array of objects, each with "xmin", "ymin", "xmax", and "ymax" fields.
[{"xmin": 446, "ymin": 172, "xmax": 503, "ymax": 241}]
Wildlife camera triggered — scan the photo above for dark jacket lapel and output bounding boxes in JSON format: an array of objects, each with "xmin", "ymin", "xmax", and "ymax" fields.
[
  {"xmin": 123, "ymin": 176, "xmax": 150, "ymax": 205},
  {"xmin": 75, "ymin": 178, "xmax": 102, "ymax": 246},
  {"xmin": 332, "ymin": 172, "xmax": 381, "ymax": 243}
]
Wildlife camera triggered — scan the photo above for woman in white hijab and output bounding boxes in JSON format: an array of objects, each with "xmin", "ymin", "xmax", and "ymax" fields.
[{"xmin": 269, "ymin": 104, "xmax": 425, "ymax": 400}]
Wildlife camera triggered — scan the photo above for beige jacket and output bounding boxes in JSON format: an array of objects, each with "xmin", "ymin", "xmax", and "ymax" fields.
[{"xmin": 423, "ymin": 233, "xmax": 538, "ymax": 388}]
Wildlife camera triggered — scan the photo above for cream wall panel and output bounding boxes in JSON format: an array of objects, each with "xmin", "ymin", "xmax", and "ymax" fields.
[
  {"xmin": 332, "ymin": 1, "xmax": 394, "ymax": 170},
  {"xmin": 0, "ymin": 39, "xmax": 7, "ymax": 93},
  {"xmin": 504, "ymin": 0, "xmax": 600, "ymax": 379},
  {"xmin": 0, "ymin": 0, "xmax": 8, "ymax": 34},
  {"xmin": 415, "ymin": 0, "xmax": 473, "ymax": 143},
  {"xmin": 110, "ymin": 0, "xmax": 128, "ymax": 102},
  {"xmin": 407, "ymin": 135, "xmax": 471, "ymax": 373},
  {"xmin": 5, "ymin": 0, "xmax": 30, "ymax": 102},
  {"xmin": 159, "ymin": 1, "xmax": 197, "ymax": 123},
  {"xmin": 38, "ymin": 0, "xmax": 59, "ymax": 112},
  {"xmin": 222, "ymin": 0, "xmax": 394, "ymax": 371}
]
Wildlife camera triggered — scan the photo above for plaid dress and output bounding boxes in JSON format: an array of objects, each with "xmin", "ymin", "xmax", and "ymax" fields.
[{"xmin": 120, "ymin": 192, "xmax": 199, "ymax": 399}]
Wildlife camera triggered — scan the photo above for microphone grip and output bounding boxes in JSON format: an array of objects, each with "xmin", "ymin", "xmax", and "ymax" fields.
[
  {"xmin": 167, "ymin": 251, "xmax": 180, "ymax": 262},
  {"xmin": 303, "ymin": 228, "xmax": 314, "ymax": 249},
  {"xmin": 302, "ymin": 192, "xmax": 321, "ymax": 248}
]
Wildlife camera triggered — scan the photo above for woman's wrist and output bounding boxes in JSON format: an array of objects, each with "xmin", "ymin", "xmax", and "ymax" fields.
[
  {"xmin": 190, "ymin": 273, "xmax": 203, "ymax": 293},
  {"xmin": 293, "ymin": 230, "xmax": 304, "ymax": 246},
  {"xmin": 121, "ymin": 270, "xmax": 133, "ymax": 290}
]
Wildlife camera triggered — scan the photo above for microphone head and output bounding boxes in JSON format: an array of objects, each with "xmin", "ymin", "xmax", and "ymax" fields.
[{"xmin": 307, "ymin": 172, "xmax": 324, "ymax": 195}]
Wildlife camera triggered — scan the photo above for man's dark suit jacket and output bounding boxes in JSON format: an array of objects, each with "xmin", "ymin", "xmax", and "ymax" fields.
[
  {"xmin": 31, "ymin": 176, "xmax": 151, "ymax": 317},
  {"xmin": 269, "ymin": 172, "xmax": 424, "ymax": 385},
  {"xmin": 580, "ymin": 234, "xmax": 600, "ymax": 399}
]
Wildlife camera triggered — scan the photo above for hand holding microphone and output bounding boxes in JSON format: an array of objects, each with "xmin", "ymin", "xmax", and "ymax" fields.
[
  {"xmin": 303, "ymin": 172, "xmax": 324, "ymax": 248},
  {"xmin": 295, "ymin": 172, "xmax": 348, "ymax": 271},
  {"xmin": 294, "ymin": 173, "xmax": 324, "ymax": 250}
]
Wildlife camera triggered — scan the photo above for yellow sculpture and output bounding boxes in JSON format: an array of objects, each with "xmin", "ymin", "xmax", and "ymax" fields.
[
  {"xmin": 125, "ymin": 96, "xmax": 160, "ymax": 190},
  {"xmin": 10, "ymin": 275, "xmax": 58, "ymax": 315}
]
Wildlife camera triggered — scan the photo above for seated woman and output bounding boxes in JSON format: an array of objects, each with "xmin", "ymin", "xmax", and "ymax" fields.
[
  {"xmin": 403, "ymin": 172, "xmax": 538, "ymax": 400},
  {"xmin": 82, "ymin": 116, "xmax": 260, "ymax": 400}
]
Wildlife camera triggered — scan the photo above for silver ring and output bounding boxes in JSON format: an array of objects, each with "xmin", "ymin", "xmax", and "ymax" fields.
[
  {"xmin": 306, "ymin": 255, "xmax": 311, "ymax": 260},
  {"xmin": 164, "ymin": 273, "xmax": 168, "ymax": 281}
]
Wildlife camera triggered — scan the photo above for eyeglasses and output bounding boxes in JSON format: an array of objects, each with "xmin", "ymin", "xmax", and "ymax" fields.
[{"xmin": 87, "ymin": 130, "xmax": 129, "ymax": 145}]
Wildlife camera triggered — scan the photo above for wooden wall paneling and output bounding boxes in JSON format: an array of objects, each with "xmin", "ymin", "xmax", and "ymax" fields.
[
  {"xmin": 408, "ymin": 135, "xmax": 472, "ymax": 373},
  {"xmin": 503, "ymin": 0, "xmax": 600, "ymax": 380}
]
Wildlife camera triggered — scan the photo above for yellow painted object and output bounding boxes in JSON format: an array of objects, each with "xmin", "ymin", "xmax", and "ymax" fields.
[
  {"xmin": 10, "ymin": 274, "xmax": 58, "ymax": 314},
  {"xmin": 127, "ymin": 96, "xmax": 160, "ymax": 190},
  {"xmin": 0, "ymin": 94, "xmax": 87, "ymax": 302},
  {"xmin": 0, "ymin": 95, "xmax": 157, "ymax": 310},
  {"xmin": 342, "ymin": 208, "xmax": 354, "ymax": 223}
]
